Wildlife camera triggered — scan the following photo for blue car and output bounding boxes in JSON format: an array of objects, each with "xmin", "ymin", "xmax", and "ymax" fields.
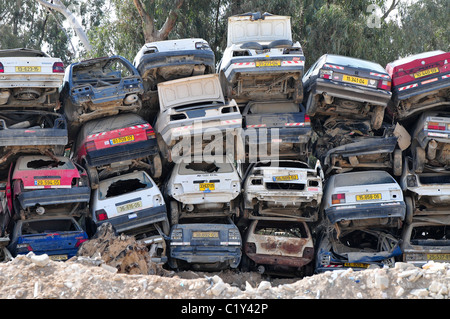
[
  {"xmin": 7, "ymin": 217, "xmax": 88, "ymax": 261},
  {"xmin": 60, "ymin": 55, "xmax": 144, "ymax": 138},
  {"xmin": 168, "ymin": 217, "xmax": 242, "ymax": 271}
]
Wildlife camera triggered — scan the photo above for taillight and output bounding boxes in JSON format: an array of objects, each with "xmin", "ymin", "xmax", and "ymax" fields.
[
  {"xmin": 195, "ymin": 42, "xmax": 210, "ymax": 50},
  {"xmin": 85, "ymin": 141, "xmax": 96, "ymax": 152},
  {"xmin": 319, "ymin": 69, "xmax": 333, "ymax": 79},
  {"xmin": 95, "ymin": 209, "xmax": 108, "ymax": 221},
  {"xmin": 0, "ymin": 62, "xmax": 4, "ymax": 73},
  {"xmin": 427, "ymin": 122, "xmax": 446, "ymax": 130},
  {"xmin": 332, "ymin": 193, "xmax": 346, "ymax": 204},
  {"xmin": 305, "ymin": 115, "xmax": 310, "ymax": 125},
  {"xmin": 17, "ymin": 243, "xmax": 33, "ymax": 253},
  {"xmin": 52, "ymin": 62, "xmax": 64, "ymax": 73},
  {"xmin": 146, "ymin": 128, "xmax": 156, "ymax": 139},
  {"xmin": 377, "ymin": 79, "xmax": 391, "ymax": 90},
  {"xmin": 75, "ymin": 238, "xmax": 88, "ymax": 247}
]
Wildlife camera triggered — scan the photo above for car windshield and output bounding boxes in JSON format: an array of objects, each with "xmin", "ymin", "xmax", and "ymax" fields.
[
  {"xmin": 254, "ymin": 161, "xmax": 310, "ymax": 169},
  {"xmin": 334, "ymin": 172, "xmax": 395, "ymax": 187},
  {"xmin": 254, "ymin": 220, "xmax": 308, "ymax": 238},
  {"xmin": 326, "ymin": 54, "xmax": 386, "ymax": 73},
  {"xmin": 80, "ymin": 114, "xmax": 147, "ymax": 136},
  {"xmin": 98, "ymin": 172, "xmax": 153, "ymax": 200},
  {"xmin": 21, "ymin": 219, "xmax": 78, "ymax": 235},
  {"xmin": 73, "ymin": 57, "xmax": 134, "ymax": 87},
  {"xmin": 389, "ymin": 50, "xmax": 445, "ymax": 67},
  {"xmin": 178, "ymin": 161, "xmax": 234, "ymax": 175},
  {"xmin": 0, "ymin": 49, "xmax": 48, "ymax": 58},
  {"xmin": 410, "ymin": 225, "xmax": 450, "ymax": 246}
]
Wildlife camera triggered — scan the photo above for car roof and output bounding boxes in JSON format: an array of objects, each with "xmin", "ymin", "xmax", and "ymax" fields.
[
  {"xmin": 387, "ymin": 50, "xmax": 446, "ymax": 67},
  {"xmin": 323, "ymin": 54, "xmax": 386, "ymax": 73},
  {"xmin": 79, "ymin": 113, "xmax": 148, "ymax": 136}
]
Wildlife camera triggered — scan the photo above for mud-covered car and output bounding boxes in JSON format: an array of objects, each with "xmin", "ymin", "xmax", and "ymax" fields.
[
  {"xmin": 218, "ymin": 12, "xmax": 305, "ymax": 104},
  {"xmin": 0, "ymin": 48, "xmax": 64, "ymax": 108},
  {"xmin": 6, "ymin": 155, "xmax": 91, "ymax": 220},
  {"xmin": 409, "ymin": 111, "xmax": 450, "ymax": 173},
  {"xmin": 165, "ymin": 159, "xmax": 241, "ymax": 225},
  {"xmin": 91, "ymin": 170, "xmax": 169, "ymax": 237},
  {"xmin": 242, "ymin": 160, "xmax": 323, "ymax": 221},
  {"xmin": 60, "ymin": 56, "xmax": 144, "ymax": 136},
  {"xmin": 7, "ymin": 216, "xmax": 88, "ymax": 261},
  {"xmin": 303, "ymin": 54, "xmax": 392, "ymax": 130},
  {"xmin": 0, "ymin": 109, "xmax": 68, "ymax": 178},
  {"xmin": 72, "ymin": 113, "xmax": 162, "ymax": 189},
  {"xmin": 241, "ymin": 100, "xmax": 311, "ymax": 161},
  {"xmin": 400, "ymin": 160, "xmax": 450, "ymax": 224},
  {"xmin": 315, "ymin": 226, "xmax": 401, "ymax": 273},
  {"xmin": 386, "ymin": 50, "xmax": 450, "ymax": 121},
  {"xmin": 242, "ymin": 217, "xmax": 314, "ymax": 276},
  {"xmin": 313, "ymin": 118, "xmax": 408, "ymax": 176},
  {"xmin": 401, "ymin": 215, "xmax": 450, "ymax": 267},
  {"xmin": 154, "ymin": 74, "xmax": 242, "ymax": 162},
  {"xmin": 322, "ymin": 170, "xmax": 405, "ymax": 229},
  {"xmin": 168, "ymin": 216, "xmax": 241, "ymax": 271}
]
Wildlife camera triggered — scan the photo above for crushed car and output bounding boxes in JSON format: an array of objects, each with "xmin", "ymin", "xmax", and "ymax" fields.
[
  {"xmin": 90, "ymin": 170, "xmax": 169, "ymax": 237},
  {"xmin": 322, "ymin": 170, "xmax": 406, "ymax": 230},
  {"xmin": 72, "ymin": 113, "xmax": 162, "ymax": 189},
  {"xmin": 385, "ymin": 50, "xmax": 450, "ymax": 121},
  {"xmin": 60, "ymin": 55, "xmax": 144, "ymax": 137},
  {"xmin": 303, "ymin": 54, "xmax": 392, "ymax": 130},
  {"xmin": 218, "ymin": 12, "xmax": 305, "ymax": 104},
  {"xmin": 241, "ymin": 100, "xmax": 311, "ymax": 161},
  {"xmin": 5, "ymin": 155, "xmax": 91, "ymax": 220},
  {"xmin": 315, "ymin": 226, "xmax": 401, "ymax": 273},
  {"xmin": 154, "ymin": 74, "xmax": 243, "ymax": 162},
  {"xmin": 409, "ymin": 110, "xmax": 450, "ymax": 173},
  {"xmin": 242, "ymin": 159, "xmax": 323, "ymax": 221},
  {"xmin": 168, "ymin": 216, "xmax": 241, "ymax": 271},
  {"xmin": 242, "ymin": 217, "xmax": 314, "ymax": 276},
  {"xmin": 165, "ymin": 158, "xmax": 241, "ymax": 225},
  {"xmin": 401, "ymin": 215, "xmax": 450, "ymax": 267},
  {"xmin": 0, "ymin": 48, "xmax": 64, "ymax": 108},
  {"xmin": 7, "ymin": 216, "xmax": 88, "ymax": 261},
  {"xmin": 0, "ymin": 109, "xmax": 68, "ymax": 179},
  {"xmin": 0, "ymin": 184, "xmax": 12, "ymax": 262}
]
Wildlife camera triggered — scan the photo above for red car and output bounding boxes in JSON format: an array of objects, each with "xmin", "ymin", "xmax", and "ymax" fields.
[
  {"xmin": 386, "ymin": 50, "xmax": 450, "ymax": 121},
  {"xmin": 6, "ymin": 155, "xmax": 90, "ymax": 220},
  {"xmin": 73, "ymin": 113, "xmax": 162, "ymax": 189}
]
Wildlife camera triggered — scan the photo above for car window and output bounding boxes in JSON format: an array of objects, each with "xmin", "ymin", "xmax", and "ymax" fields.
[
  {"xmin": 334, "ymin": 172, "xmax": 396, "ymax": 187},
  {"xmin": 98, "ymin": 172, "xmax": 153, "ymax": 200},
  {"xmin": 254, "ymin": 220, "xmax": 308, "ymax": 238},
  {"xmin": 178, "ymin": 162, "xmax": 234, "ymax": 175},
  {"xmin": 80, "ymin": 114, "xmax": 147, "ymax": 136},
  {"xmin": 19, "ymin": 158, "xmax": 74, "ymax": 170},
  {"xmin": 21, "ymin": 219, "xmax": 78, "ymax": 235},
  {"xmin": 410, "ymin": 225, "xmax": 450, "ymax": 246},
  {"xmin": 326, "ymin": 54, "xmax": 386, "ymax": 73}
]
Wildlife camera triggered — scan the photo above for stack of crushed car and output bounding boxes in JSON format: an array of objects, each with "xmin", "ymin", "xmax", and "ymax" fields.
[{"xmin": 0, "ymin": 12, "xmax": 449, "ymax": 277}]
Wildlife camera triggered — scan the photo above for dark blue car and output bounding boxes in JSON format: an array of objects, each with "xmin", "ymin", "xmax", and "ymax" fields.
[{"xmin": 7, "ymin": 217, "xmax": 88, "ymax": 261}]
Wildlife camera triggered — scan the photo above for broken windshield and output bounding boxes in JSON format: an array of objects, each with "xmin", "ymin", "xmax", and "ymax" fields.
[
  {"xmin": 19, "ymin": 157, "xmax": 73, "ymax": 170},
  {"xmin": 178, "ymin": 161, "xmax": 234, "ymax": 175},
  {"xmin": 98, "ymin": 172, "xmax": 153, "ymax": 200}
]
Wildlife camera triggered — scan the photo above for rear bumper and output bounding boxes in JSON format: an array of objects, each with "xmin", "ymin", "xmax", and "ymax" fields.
[
  {"xmin": 243, "ymin": 127, "xmax": 311, "ymax": 144},
  {"xmin": 393, "ymin": 74, "xmax": 450, "ymax": 102},
  {"xmin": 170, "ymin": 245, "xmax": 241, "ymax": 267},
  {"xmin": 18, "ymin": 186, "xmax": 91, "ymax": 209},
  {"xmin": 246, "ymin": 252, "xmax": 313, "ymax": 268}
]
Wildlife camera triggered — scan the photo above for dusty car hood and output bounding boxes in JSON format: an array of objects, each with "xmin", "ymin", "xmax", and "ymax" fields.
[
  {"xmin": 227, "ymin": 13, "xmax": 292, "ymax": 47},
  {"xmin": 157, "ymin": 74, "xmax": 225, "ymax": 111}
]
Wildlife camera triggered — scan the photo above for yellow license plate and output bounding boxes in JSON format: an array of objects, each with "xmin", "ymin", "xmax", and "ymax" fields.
[
  {"xmin": 343, "ymin": 75, "xmax": 368, "ymax": 86},
  {"xmin": 110, "ymin": 135, "xmax": 134, "ymax": 145},
  {"xmin": 193, "ymin": 231, "xmax": 219, "ymax": 238},
  {"xmin": 356, "ymin": 193, "xmax": 382, "ymax": 201},
  {"xmin": 199, "ymin": 183, "xmax": 215, "ymax": 191},
  {"xmin": 49, "ymin": 255, "xmax": 68, "ymax": 261},
  {"xmin": 273, "ymin": 175, "xmax": 298, "ymax": 182},
  {"xmin": 427, "ymin": 254, "xmax": 450, "ymax": 261},
  {"xmin": 414, "ymin": 67, "xmax": 439, "ymax": 79},
  {"xmin": 256, "ymin": 60, "xmax": 281, "ymax": 67},
  {"xmin": 35, "ymin": 179, "xmax": 60, "ymax": 186},
  {"xmin": 344, "ymin": 263, "xmax": 369, "ymax": 268},
  {"xmin": 15, "ymin": 66, "xmax": 41, "ymax": 72},
  {"xmin": 117, "ymin": 201, "xmax": 142, "ymax": 213}
]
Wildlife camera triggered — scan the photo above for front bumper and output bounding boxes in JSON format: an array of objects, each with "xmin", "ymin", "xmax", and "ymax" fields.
[{"xmin": 170, "ymin": 245, "xmax": 241, "ymax": 268}]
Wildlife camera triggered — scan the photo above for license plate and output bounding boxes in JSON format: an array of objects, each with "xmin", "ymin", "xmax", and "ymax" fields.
[
  {"xmin": 342, "ymin": 75, "xmax": 368, "ymax": 86},
  {"xmin": 356, "ymin": 193, "xmax": 382, "ymax": 201},
  {"xmin": 199, "ymin": 183, "xmax": 215, "ymax": 191},
  {"xmin": 110, "ymin": 135, "xmax": 134, "ymax": 145},
  {"xmin": 256, "ymin": 60, "xmax": 281, "ymax": 67},
  {"xmin": 117, "ymin": 200, "xmax": 142, "ymax": 213},
  {"xmin": 35, "ymin": 179, "xmax": 60, "ymax": 186},
  {"xmin": 344, "ymin": 263, "xmax": 369, "ymax": 268},
  {"xmin": 414, "ymin": 67, "xmax": 439, "ymax": 79},
  {"xmin": 273, "ymin": 175, "xmax": 298, "ymax": 182},
  {"xmin": 192, "ymin": 231, "xmax": 219, "ymax": 238},
  {"xmin": 49, "ymin": 255, "xmax": 68, "ymax": 261},
  {"xmin": 427, "ymin": 253, "xmax": 450, "ymax": 261},
  {"xmin": 15, "ymin": 66, "xmax": 41, "ymax": 72}
]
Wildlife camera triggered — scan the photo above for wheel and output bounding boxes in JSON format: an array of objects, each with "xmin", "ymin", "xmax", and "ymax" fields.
[
  {"xmin": 413, "ymin": 146, "xmax": 426, "ymax": 173},
  {"xmin": 150, "ymin": 154, "xmax": 162, "ymax": 179},
  {"xmin": 393, "ymin": 149, "xmax": 402, "ymax": 176},
  {"xmin": 85, "ymin": 164, "xmax": 99, "ymax": 189},
  {"xmin": 169, "ymin": 201, "xmax": 179, "ymax": 226},
  {"xmin": 371, "ymin": 105, "xmax": 384, "ymax": 130},
  {"xmin": 157, "ymin": 133, "xmax": 172, "ymax": 163},
  {"xmin": 405, "ymin": 196, "xmax": 414, "ymax": 225}
]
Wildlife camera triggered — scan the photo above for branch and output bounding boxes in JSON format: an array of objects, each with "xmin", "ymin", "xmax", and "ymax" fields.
[
  {"xmin": 156, "ymin": 0, "xmax": 184, "ymax": 40},
  {"xmin": 381, "ymin": 0, "xmax": 398, "ymax": 21},
  {"xmin": 133, "ymin": 0, "xmax": 155, "ymax": 42}
]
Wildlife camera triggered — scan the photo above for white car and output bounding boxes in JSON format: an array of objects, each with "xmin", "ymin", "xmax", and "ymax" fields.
[
  {"xmin": 0, "ymin": 48, "xmax": 64, "ymax": 108},
  {"xmin": 165, "ymin": 159, "xmax": 241, "ymax": 224},
  {"xmin": 154, "ymin": 74, "xmax": 243, "ymax": 162},
  {"xmin": 218, "ymin": 12, "xmax": 305, "ymax": 104},
  {"xmin": 90, "ymin": 170, "xmax": 169, "ymax": 237},
  {"xmin": 243, "ymin": 160, "xmax": 323, "ymax": 221},
  {"xmin": 322, "ymin": 170, "xmax": 405, "ymax": 229}
]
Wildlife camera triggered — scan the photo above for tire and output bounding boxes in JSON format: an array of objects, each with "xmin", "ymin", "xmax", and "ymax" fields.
[
  {"xmin": 371, "ymin": 105, "xmax": 384, "ymax": 130},
  {"xmin": 413, "ymin": 146, "xmax": 426, "ymax": 174},
  {"xmin": 169, "ymin": 201, "xmax": 179, "ymax": 226},
  {"xmin": 393, "ymin": 149, "xmax": 402, "ymax": 176},
  {"xmin": 150, "ymin": 154, "xmax": 162, "ymax": 179},
  {"xmin": 405, "ymin": 196, "xmax": 414, "ymax": 225},
  {"xmin": 85, "ymin": 164, "xmax": 99, "ymax": 189}
]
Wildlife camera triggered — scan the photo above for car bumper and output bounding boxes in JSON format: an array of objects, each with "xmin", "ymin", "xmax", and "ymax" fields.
[
  {"xmin": 0, "ymin": 129, "xmax": 67, "ymax": 147},
  {"xmin": 172, "ymin": 192, "xmax": 240, "ymax": 205},
  {"xmin": 243, "ymin": 127, "xmax": 311, "ymax": 145},
  {"xmin": 393, "ymin": 74, "xmax": 450, "ymax": 102},
  {"xmin": 310, "ymin": 78, "xmax": 392, "ymax": 106},
  {"xmin": 86, "ymin": 139, "xmax": 158, "ymax": 167},
  {"xmin": 246, "ymin": 252, "xmax": 313, "ymax": 268},
  {"xmin": 325, "ymin": 201, "xmax": 406, "ymax": 225},
  {"xmin": 18, "ymin": 186, "xmax": 91, "ymax": 209},
  {"xmin": 170, "ymin": 245, "xmax": 241, "ymax": 267},
  {"xmin": 96, "ymin": 204, "xmax": 168, "ymax": 234},
  {"xmin": 0, "ymin": 74, "xmax": 64, "ymax": 89}
]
